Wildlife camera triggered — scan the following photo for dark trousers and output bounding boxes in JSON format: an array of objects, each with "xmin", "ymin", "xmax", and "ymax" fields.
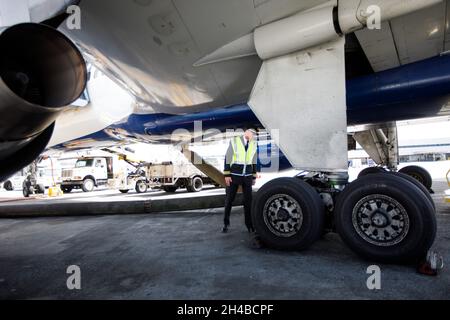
[{"xmin": 224, "ymin": 175, "xmax": 253, "ymax": 229}]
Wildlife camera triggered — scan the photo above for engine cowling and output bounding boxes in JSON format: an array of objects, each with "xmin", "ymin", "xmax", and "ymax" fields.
[{"xmin": 0, "ymin": 23, "xmax": 87, "ymax": 181}]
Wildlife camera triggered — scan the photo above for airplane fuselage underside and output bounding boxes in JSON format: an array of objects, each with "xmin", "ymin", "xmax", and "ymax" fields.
[{"xmin": 52, "ymin": 54, "xmax": 450, "ymax": 153}]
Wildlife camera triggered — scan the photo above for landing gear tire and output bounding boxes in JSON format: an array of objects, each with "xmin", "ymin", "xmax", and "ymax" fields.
[
  {"xmin": 187, "ymin": 176, "xmax": 203, "ymax": 193},
  {"xmin": 399, "ymin": 165, "xmax": 433, "ymax": 191},
  {"xmin": 252, "ymin": 178, "xmax": 325, "ymax": 251},
  {"xmin": 163, "ymin": 186, "xmax": 178, "ymax": 193},
  {"xmin": 3, "ymin": 181, "xmax": 13, "ymax": 191},
  {"xmin": 82, "ymin": 178, "xmax": 95, "ymax": 193},
  {"xmin": 335, "ymin": 173, "xmax": 436, "ymax": 264},
  {"xmin": 135, "ymin": 181, "xmax": 148, "ymax": 194},
  {"xmin": 389, "ymin": 172, "xmax": 435, "ymax": 211},
  {"xmin": 61, "ymin": 186, "xmax": 73, "ymax": 194},
  {"xmin": 358, "ymin": 167, "xmax": 387, "ymax": 179}
]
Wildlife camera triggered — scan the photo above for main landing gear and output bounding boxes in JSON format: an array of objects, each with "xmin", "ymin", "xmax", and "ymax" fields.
[
  {"xmin": 252, "ymin": 172, "xmax": 437, "ymax": 264},
  {"xmin": 358, "ymin": 165, "xmax": 434, "ymax": 193}
]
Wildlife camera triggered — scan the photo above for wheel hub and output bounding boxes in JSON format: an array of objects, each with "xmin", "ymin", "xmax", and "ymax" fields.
[
  {"xmin": 352, "ymin": 194, "xmax": 410, "ymax": 247},
  {"xmin": 263, "ymin": 194, "xmax": 303, "ymax": 238},
  {"xmin": 371, "ymin": 211, "xmax": 390, "ymax": 228},
  {"xmin": 410, "ymin": 173, "xmax": 424, "ymax": 184},
  {"xmin": 85, "ymin": 180, "xmax": 94, "ymax": 190},
  {"xmin": 277, "ymin": 208, "xmax": 290, "ymax": 221}
]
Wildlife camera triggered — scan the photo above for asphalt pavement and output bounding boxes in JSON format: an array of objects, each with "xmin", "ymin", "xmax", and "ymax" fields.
[{"xmin": 0, "ymin": 181, "xmax": 448, "ymax": 299}]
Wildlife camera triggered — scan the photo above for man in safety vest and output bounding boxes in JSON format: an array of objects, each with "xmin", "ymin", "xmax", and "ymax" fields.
[{"xmin": 223, "ymin": 129, "xmax": 259, "ymax": 233}]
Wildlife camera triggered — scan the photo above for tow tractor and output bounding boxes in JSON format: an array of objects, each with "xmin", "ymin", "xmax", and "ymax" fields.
[{"xmin": 22, "ymin": 156, "xmax": 62, "ymax": 197}]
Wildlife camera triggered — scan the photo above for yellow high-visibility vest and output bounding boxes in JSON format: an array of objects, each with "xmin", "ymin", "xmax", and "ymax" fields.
[{"xmin": 231, "ymin": 137, "xmax": 257, "ymax": 166}]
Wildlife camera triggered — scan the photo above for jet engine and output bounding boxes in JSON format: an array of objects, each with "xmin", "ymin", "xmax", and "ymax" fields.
[{"xmin": 0, "ymin": 23, "xmax": 87, "ymax": 181}]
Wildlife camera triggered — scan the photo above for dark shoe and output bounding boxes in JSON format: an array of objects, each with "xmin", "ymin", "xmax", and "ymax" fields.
[{"xmin": 222, "ymin": 225, "xmax": 229, "ymax": 233}]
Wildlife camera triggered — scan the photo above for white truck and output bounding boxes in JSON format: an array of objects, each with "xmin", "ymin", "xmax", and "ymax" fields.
[
  {"xmin": 1, "ymin": 169, "xmax": 26, "ymax": 191},
  {"xmin": 117, "ymin": 161, "xmax": 212, "ymax": 194},
  {"xmin": 61, "ymin": 156, "xmax": 123, "ymax": 193}
]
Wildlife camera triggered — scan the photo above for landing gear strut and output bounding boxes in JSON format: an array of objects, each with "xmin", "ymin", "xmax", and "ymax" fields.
[{"xmin": 353, "ymin": 127, "xmax": 434, "ymax": 192}]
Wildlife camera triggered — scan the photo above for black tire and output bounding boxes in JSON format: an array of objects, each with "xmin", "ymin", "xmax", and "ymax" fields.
[
  {"xmin": 119, "ymin": 190, "xmax": 130, "ymax": 194},
  {"xmin": 335, "ymin": 173, "xmax": 436, "ymax": 264},
  {"xmin": 22, "ymin": 187, "xmax": 30, "ymax": 198},
  {"xmin": 36, "ymin": 184, "xmax": 45, "ymax": 194},
  {"xmin": 163, "ymin": 186, "xmax": 178, "ymax": 193},
  {"xmin": 252, "ymin": 178, "xmax": 325, "ymax": 251},
  {"xmin": 187, "ymin": 176, "xmax": 203, "ymax": 193},
  {"xmin": 81, "ymin": 178, "xmax": 95, "ymax": 193},
  {"xmin": 61, "ymin": 186, "xmax": 73, "ymax": 194},
  {"xmin": 22, "ymin": 180, "xmax": 31, "ymax": 198},
  {"xmin": 358, "ymin": 167, "xmax": 387, "ymax": 179},
  {"xmin": 3, "ymin": 181, "xmax": 13, "ymax": 191},
  {"xmin": 135, "ymin": 181, "xmax": 148, "ymax": 194},
  {"xmin": 399, "ymin": 165, "xmax": 432, "ymax": 190},
  {"xmin": 389, "ymin": 172, "xmax": 435, "ymax": 211}
]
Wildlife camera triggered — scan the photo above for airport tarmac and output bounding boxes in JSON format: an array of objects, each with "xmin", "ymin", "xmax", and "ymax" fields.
[{"xmin": 0, "ymin": 181, "xmax": 449, "ymax": 300}]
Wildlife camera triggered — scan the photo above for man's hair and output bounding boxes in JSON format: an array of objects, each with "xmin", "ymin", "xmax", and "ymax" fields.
[{"xmin": 245, "ymin": 128, "xmax": 257, "ymax": 134}]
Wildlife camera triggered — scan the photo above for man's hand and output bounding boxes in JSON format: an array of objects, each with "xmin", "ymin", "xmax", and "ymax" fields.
[{"xmin": 225, "ymin": 177, "xmax": 232, "ymax": 187}]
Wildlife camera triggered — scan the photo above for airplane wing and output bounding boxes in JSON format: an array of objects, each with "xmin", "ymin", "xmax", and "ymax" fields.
[
  {"xmin": 355, "ymin": 2, "xmax": 449, "ymax": 71},
  {"xmin": 347, "ymin": 1, "xmax": 449, "ymax": 169},
  {"xmin": 58, "ymin": 0, "xmax": 331, "ymax": 114}
]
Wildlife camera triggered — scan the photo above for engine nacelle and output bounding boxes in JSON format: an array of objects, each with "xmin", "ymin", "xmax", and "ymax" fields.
[{"xmin": 0, "ymin": 23, "xmax": 87, "ymax": 181}]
